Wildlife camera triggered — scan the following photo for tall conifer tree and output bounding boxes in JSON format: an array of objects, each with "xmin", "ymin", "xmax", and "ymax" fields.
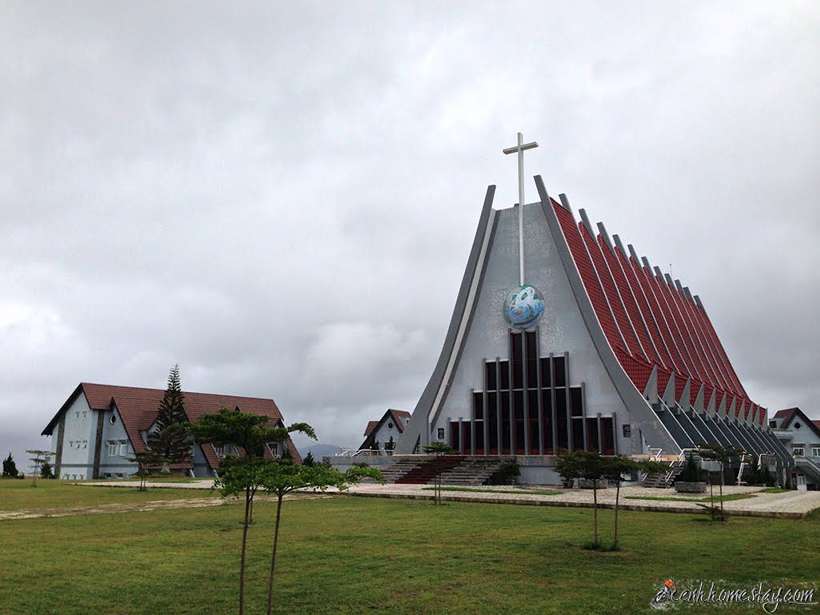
[{"xmin": 148, "ymin": 364, "xmax": 192, "ymax": 466}]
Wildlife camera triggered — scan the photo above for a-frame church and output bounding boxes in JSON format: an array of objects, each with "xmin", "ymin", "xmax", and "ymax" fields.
[{"xmin": 396, "ymin": 137, "xmax": 791, "ymax": 484}]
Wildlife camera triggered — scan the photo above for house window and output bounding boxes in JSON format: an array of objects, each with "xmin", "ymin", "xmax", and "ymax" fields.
[
  {"xmin": 793, "ymin": 447, "xmax": 804, "ymax": 457},
  {"xmin": 118, "ymin": 441, "xmax": 128, "ymax": 456},
  {"xmin": 794, "ymin": 423, "xmax": 801, "ymax": 429},
  {"xmin": 106, "ymin": 441, "xmax": 117, "ymax": 456},
  {"xmin": 387, "ymin": 422, "xmax": 394, "ymax": 429},
  {"xmin": 769, "ymin": 420, "xmax": 777, "ymax": 428},
  {"xmin": 109, "ymin": 414, "xmax": 117, "ymax": 425},
  {"xmin": 214, "ymin": 445, "xmax": 225, "ymax": 459},
  {"xmin": 437, "ymin": 428, "xmax": 445, "ymax": 440},
  {"xmin": 812, "ymin": 447, "xmax": 820, "ymax": 458}
]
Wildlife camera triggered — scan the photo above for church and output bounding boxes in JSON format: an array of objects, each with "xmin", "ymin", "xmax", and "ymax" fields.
[{"xmin": 395, "ymin": 135, "xmax": 792, "ymax": 485}]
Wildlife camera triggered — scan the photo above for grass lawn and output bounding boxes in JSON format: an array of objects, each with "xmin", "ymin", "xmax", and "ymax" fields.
[
  {"xmin": 422, "ymin": 486, "xmax": 562, "ymax": 496},
  {"xmin": 0, "ymin": 484, "xmax": 818, "ymax": 615},
  {"xmin": 625, "ymin": 493, "xmax": 758, "ymax": 503},
  {"xmin": 0, "ymin": 478, "xmax": 217, "ymax": 512}
]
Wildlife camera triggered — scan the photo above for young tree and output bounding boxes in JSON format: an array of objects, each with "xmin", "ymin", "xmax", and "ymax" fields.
[
  {"xmin": 40, "ymin": 461, "xmax": 55, "ymax": 479},
  {"xmin": 602, "ymin": 456, "xmax": 667, "ymax": 549},
  {"xmin": 25, "ymin": 450, "xmax": 53, "ymax": 486},
  {"xmin": 555, "ymin": 451, "xmax": 608, "ymax": 548},
  {"xmin": 148, "ymin": 365, "xmax": 192, "ymax": 470},
  {"xmin": 302, "ymin": 451, "xmax": 315, "ymax": 467},
  {"xmin": 261, "ymin": 462, "xmax": 382, "ymax": 615},
  {"xmin": 129, "ymin": 450, "xmax": 163, "ymax": 491},
  {"xmin": 422, "ymin": 442, "xmax": 453, "ymax": 505},
  {"xmin": 2, "ymin": 453, "xmax": 19, "ymax": 478},
  {"xmin": 698, "ymin": 445, "xmax": 743, "ymax": 522},
  {"xmin": 192, "ymin": 409, "xmax": 316, "ymax": 615}
]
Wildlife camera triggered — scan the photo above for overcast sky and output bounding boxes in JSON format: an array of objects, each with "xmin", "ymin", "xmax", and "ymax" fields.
[{"xmin": 1, "ymin": 1, "xmax": 818, "ymax": 467}]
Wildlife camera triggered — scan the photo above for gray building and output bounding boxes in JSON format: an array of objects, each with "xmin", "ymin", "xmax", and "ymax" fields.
[
  {"xmin": 41, "ymin": 382, "xmax": 301, "ymax": 479},
  {"xmin": 396, "ymin": 176, "xmax": 791, "ymax": 484}
]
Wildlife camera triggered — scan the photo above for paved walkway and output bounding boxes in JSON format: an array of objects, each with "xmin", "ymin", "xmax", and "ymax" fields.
[{"xmin": 84, "ymin": 480, "xmax": 820, "ymax": 519}]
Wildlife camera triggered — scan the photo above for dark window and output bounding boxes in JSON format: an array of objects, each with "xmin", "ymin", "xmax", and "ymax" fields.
[
  {"xmin": 513, "ymin": 391, "xmax": 524, "ymax": 420},
  {"xmin": 500, "ymin": 392, "xmax": 511, "ymax": 454},
  {"xmin": 487, "ymin": 392, "xmax": 497, "ymax": 422},
  {"xmin": 461, "ymin": 422, "xmax": 471, "ymax": 453},
  {"xmin": 511, "ymin": 333, "xmax": 523, "ymax": 389},
  {"xmin": 472, "ymin": 392, "xmax": 483, "ymax": 420},
  {"xmin": 475, "ymin": 421, "xmax": 485, "ymax": 454},
  {"xmin": 437, "ymin": 428, "xmax": 445, "ymax": 440},
  {"xmin": 554, "ymin": 355, "xmax": 567, "ymax": 387},
  {"xmin": 485, "ymin": 361, "xmax": 497, "ymax": 391},
  {"xmin": 585, "ymin": 418, "xmax": 599, "ymax": 452},
  {"xmin": 601, "ymin": 417, "xmax": 615, "ymax": 454},
  {"xmin": 528, "ymin": 390, "xmax": 540, "ymax": 453},
  {"xmin": 449, "ymin": 422, "xmax": 459, "ymax": 450},
  {"xmin": 539, "ymin": 357, "xmax": 552, "ymax": 387},
  {"xmin": 622, "ymin": 424, "xmax": 631, "ymax": 438},
  {"xmin": 541, "ymin": 390, "xmax": 553, "ymax": 452},
  {"xmin": 488, "ymin": 410, "xmax": 498, "ymax": 454},
  {"xmin": 572, "ymin": 417, "xmax": 584, "ymax": 450},
  {"xmin": 525, "ymin": 332, "xmax": 538, "ymax": 387},
  {"xmin": 556, "ymin": 393, "xmax": 568, "ymax": 451},
  {"xmin": 499, "ymin": 361, "xmax": 510, "ymax": 390},
  {"xmin": 570, "ymin": 387, "xmax": 583, "ymax": 417}
]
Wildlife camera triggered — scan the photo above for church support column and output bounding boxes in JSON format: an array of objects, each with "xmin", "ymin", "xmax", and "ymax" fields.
[
  {"xmin": 581, "ymin": 382, "xmax": 589, "ymax": 451},
  {"xmin": 522, "ymin": 331, "xmax": 530, "ymax": 455},
  {"xmin": 550, "ymin": 353, "xmax": 558, "ymax": 453},
  {"xmin": 564, "ymin": 351, "xmax": 572, "ymax": 451},
  {"xmin": 596, "ymin": 414, "xmax": 603, "ymax": 454},
  {"xmin": 55, "ymin": 413, "xmax": 66, "ymax": 478},
  {"xmin": 469, "ymin": 390, "xmax": 476, "ymax": 456},
  {"xmin": 536, "ymin": 333, "xmax": 544, "ymax": 455},
  {"xmin": 495, "ymin": 357, "xmax": 504, "ymax": 457}
]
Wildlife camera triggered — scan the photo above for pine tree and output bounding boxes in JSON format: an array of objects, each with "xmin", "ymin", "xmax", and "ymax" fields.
[
  {"xmin": 2, "ymin": 453, "xmax": 18, "ymax": 477},
  {"xmin": 148, "ymin": 365, "xmax": 193, "ymax": 467}
]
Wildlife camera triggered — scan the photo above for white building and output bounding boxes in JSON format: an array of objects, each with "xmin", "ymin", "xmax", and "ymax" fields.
[
  {"xmin": 771, "ymin": 408, "xmax": 820, "ymax": 489},
  {"xmin": 360, "ymin": 409, "xmax": 411, "ymax": 453},
  {"xmin": 41, "ymin": 382, "xmax": 301, "ymax": 480}
]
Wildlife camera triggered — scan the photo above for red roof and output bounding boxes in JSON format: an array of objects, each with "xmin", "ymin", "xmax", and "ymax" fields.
[
  {"xmin": 359, "ymin": 409, "xmax": 411, "ymax": 449},
  {"xmin": 550, "ymin": 199, "xmax": 762, "ymax": 421},
  {"xmin": 43, "ymin": 383, "xmax": 301, "ymax": 467}
]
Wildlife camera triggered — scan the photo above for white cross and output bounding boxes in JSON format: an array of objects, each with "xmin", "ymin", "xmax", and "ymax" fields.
[{"xmin": 503, "ymin": 132, "xmax": 538, "ymax": 286}]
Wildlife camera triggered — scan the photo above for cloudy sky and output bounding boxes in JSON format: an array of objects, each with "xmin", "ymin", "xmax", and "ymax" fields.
[{"xmin": 2, "ymin": 1, "xmax": 818, "ymax": 467}]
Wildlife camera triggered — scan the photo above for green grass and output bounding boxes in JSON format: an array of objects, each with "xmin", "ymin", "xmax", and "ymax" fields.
[
  {"xmin": 0, "ymin": 478, "xmax": 217, "ymax": 512},
  {"xmin": 0, "ymin": 486, "xmax": 817, "ymax": 614},
  {"xmin": 762, "ymin": 487, "xmax": 791, "ymax": 493},
  {"xmin": 422, "ymin": 486, "xmax": 561, "ymax": 496},
  {"xmin": 625, "ymin": 493, "xmax": 757, "ymax": 503}
]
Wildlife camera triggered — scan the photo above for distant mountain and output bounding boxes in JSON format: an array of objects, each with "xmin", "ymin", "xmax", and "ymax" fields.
[{"xmin": 300, "ymin": 443, "xmax": 343, "ymax": 460}]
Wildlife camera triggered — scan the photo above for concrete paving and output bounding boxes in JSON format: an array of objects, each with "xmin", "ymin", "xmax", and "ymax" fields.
[{"xmin": 83, "ymin": 480, "xmax": 820, "ymax": 519}]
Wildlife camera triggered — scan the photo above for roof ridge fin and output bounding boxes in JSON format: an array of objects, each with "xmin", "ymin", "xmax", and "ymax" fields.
[
  {"xmin": 596, "ymin": 222, "xmax": 614, "ymax": 250},
  {"xmin": 612, "ymin": 234, "xmax": 628, "ymax": 257},
  {"xmin": 558, "ymin": 193, "xmax": 572, "ymax": 213},
  {"xmin": 578, "ymin": 208, "xmax": 594, "ymax": 235}
]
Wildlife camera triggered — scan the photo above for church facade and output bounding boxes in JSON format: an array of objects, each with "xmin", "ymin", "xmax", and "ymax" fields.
[{"xmin": 397, "ymin": 176, "xmax": 791, "ymax": 482}]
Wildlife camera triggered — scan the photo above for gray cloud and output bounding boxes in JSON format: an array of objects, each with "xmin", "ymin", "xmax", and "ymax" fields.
[{"xmin": 1, "ymin": 1, "xmax": 818, "ymax": 467}]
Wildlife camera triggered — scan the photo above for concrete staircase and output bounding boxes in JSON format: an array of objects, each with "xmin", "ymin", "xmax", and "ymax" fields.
[
  {"xmin": 641, "ymin": 458, "xmax": 686, "ymax": 488},
  {"xmin": 381, "ymin": 456, "xmax": 513, "ymax": 486},
  {"xmin": 438, "ymin": 458, "xmax": 511, "ymax": 486}
]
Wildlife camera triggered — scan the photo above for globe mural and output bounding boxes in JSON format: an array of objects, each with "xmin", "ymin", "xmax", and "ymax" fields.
[{"xmin": 503, "ymin": 284, "xmax": 545, "ymax": 328}]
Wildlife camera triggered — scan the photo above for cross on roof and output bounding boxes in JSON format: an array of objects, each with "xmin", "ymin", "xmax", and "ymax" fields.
[{"xmin": 503, "ymin": 132, "xmax": 538, "ymax": 286}]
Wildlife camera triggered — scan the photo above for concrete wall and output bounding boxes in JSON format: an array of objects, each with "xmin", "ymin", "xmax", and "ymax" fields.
[
  {"xmin": 370, "ymin": 419, "xmax": 406, "ymax": 452},
  {"xmin": 430, "ymin": 203, "xmax": 630, "ymax": 451},
  {"xmin": 97, "ymin": 407, "xmax": 137, "ymax": 477},
  {"xmin": 55, "ymin": 394, "xmax": 96, "ymax": 479}
]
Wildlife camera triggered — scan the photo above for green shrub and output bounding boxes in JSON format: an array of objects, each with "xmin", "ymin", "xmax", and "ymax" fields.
[
  {"xmin": 677, "ymin": 454, "xmax": 703, "ymax": 483},
  {"xmin": 488, "ymin": 462, "xmax": 520, "ymax": 485}
]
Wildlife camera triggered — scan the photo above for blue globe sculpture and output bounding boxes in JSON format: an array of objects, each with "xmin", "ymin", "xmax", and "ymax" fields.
[{"xmin": 504, "ymin": 284, "xmax": 545, "ymax": 329}]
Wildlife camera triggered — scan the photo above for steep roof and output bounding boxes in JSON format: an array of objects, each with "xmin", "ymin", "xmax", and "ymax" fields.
[
  {"xmin": 42, "ymin": 383, "xmax": 302, "ymax": 467},
  {"xmin": 773, "ymin": 407, "xmax": 820, "ymax": 438},
  {"xmin": 549, "ymin": 197, "xmax": 765, "ymax": 426},
  {"xmin": 360, "ymin": 409, "xmax": 411, "ymax": 449}
]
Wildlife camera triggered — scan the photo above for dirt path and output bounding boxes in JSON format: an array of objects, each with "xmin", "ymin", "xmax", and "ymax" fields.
[{"xmin": 0, "ymin": 493, "xmax": 327, "ymax": 522}]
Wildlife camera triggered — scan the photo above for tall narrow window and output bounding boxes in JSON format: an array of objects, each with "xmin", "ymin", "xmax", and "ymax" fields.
[
  {"xmin": 556, "ymin": 393, "xmax": 568, "ymax": 450},
  {"xmin": 570, "ymin": 387, "xmax": 583, "ymax": 417},
  {"xmin": 499, "ymin": 361, "xmax": 510, "ymax": 390},
  {"xmin": 485, "ymin": 362, "xmax": 497, "ymax": 391},
  {"xmin": 472, "ymin": 392, "xmax": 484, "ymax": 420},
  {"xmin": 500, "ymin": 392, "xmax": 511, "ymax": 454},
  {"xmin": 586, "ymin": 418, "xmax": 600, "ymax": 452},
  {"xmin": 525, "ymin": 331, "xmax": 538, "ymax": 387},
  {"xmin": 601, "ymin": 417, "xmax": 615, "ymax": 455},
  {"xmin": 539, "ymin": 357, "xmax": 552, "ymax": 387},
  {"xmin": 511, "ymin": 333, "xmax": 523, "ymax": 389},
  {"xmin": 528, "ymin": 390, "xmax": 540, "ymax": 454},
  {"xmin": 554, "ymin": 355, "xmax": 567, "ymax": 387}
]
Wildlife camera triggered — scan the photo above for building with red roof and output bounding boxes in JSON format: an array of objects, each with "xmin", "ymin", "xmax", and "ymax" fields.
[
  {"xmin": 359, "ymin": 409, "xmax": 411, "ymax": 453},
  {"xmin": 41, "ymin": 382, "xmax": 300, "ymax": 480},
  {"xmin": 397, "ymin": 174, "xmax": 792, "ymax": 484}
]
